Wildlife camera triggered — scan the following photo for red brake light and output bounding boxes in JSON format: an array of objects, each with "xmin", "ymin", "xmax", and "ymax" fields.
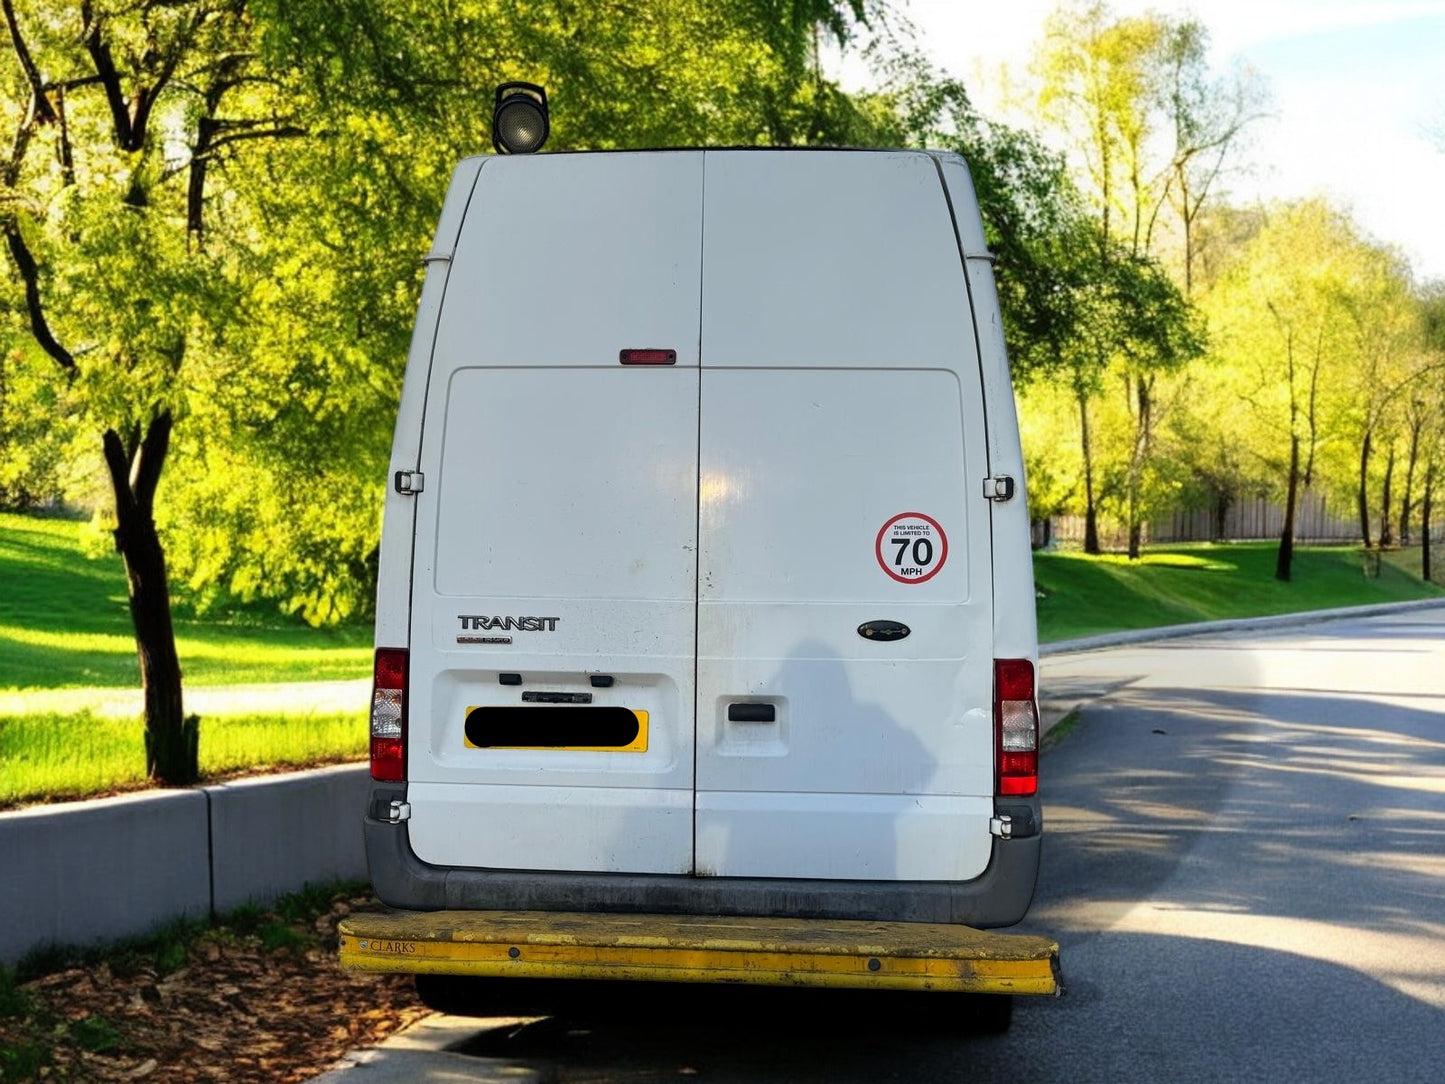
[
  {"xmin": 994, "ymin": 658, "xmax": 1038, "ymax": 797},
  {"xmin": 619, "ymin": 348, "xmax": 677, "ymax": 365},
  {"xmin": 370, "ymin": 647, "xmax": 408, "ymax": 782}
]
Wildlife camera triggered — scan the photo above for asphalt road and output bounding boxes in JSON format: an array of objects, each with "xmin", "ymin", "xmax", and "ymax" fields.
[{"xmin": 319, "ymin": 607, "xmax": 1445, "ymax": 1083}]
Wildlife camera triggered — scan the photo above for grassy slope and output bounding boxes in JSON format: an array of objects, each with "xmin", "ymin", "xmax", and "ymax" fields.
[
  {"xmin": 0, "ymin": 710, "xmax": 363, "ymax": 806},
  {"xmin": 0, "ymin": 513, "xmax": 370, "ymax": 690},
  {"xmin": 1034, "ymin": 542, "xmax": 1443, "ymax": 642}
]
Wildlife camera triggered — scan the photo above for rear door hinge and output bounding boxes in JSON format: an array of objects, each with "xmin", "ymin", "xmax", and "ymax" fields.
[
  {"xmin": 983, "ymin": 475, "xmax": 1016, "ymax": 502},
  {"xmin": 394, "ymin": 470, "xmax": 425, "ymax": 495},
  {"xmin": 388, "ymin": 800, "xmax": 412, "ymax": 823},
  {"xmin": 989, "ymin": 815, "xmax": 1014, "ymax": 839}
]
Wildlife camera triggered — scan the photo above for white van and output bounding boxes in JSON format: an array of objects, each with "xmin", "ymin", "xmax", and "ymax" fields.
[{"xmin": 347, "ymin": 148, "xmax": 1052, "ymax": 1018}]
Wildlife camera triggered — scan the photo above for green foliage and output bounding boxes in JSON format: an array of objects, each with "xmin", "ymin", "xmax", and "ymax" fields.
[
  {"xmin": 68, "ymin": 1014, "xmax": 122, "ymax": 1054},
  {"xmin": 0, "ymin": 1039, "xmax": 47, "ymax": 1083},
  {"xmin": 1196, "ymin": 198, "xmax": 1421, "ymax": 521},
  {"xmin": 0, "ymin": 962, "xmax": 51, "ymax": 1081},
  {"xmin": 0, "ymin": 965, "xmax": 35, "ymax": 1020},
  {"xmin": 0, "ymin": 340, "xmax": 77, "ymax": 510},
  {"xmin": 8, "ymin": 0, "xmax": 1432, "ymax": 638}
]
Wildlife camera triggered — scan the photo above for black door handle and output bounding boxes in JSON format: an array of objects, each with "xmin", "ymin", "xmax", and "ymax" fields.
[{"xmin": 727, "ymin": 703, "xmax": 776, "ymax": 723}]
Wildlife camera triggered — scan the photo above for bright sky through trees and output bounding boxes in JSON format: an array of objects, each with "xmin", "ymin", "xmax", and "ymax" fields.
[{"xmin": 868, "ymin": 0, "xmax": 1445, "ymax": 280}]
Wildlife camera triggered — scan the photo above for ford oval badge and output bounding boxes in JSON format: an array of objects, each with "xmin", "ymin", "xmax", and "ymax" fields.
[{"xmin": 858, "ymin": 620, "xmax": 910, "ymax": 642}]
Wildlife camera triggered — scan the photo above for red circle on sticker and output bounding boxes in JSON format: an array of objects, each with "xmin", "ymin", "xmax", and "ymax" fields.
[{"xmin": 875, "ymin": 512, "xmax": 948, "ymax": 584}]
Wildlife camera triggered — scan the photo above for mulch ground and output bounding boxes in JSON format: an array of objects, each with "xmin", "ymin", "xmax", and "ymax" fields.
[{"xmin": 1, "ymin": 893, "xmax": 432, "ymax": 1083}]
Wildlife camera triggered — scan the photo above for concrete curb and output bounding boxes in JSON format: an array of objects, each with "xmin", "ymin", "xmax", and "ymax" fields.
[
  {"xmin": 0, "ymin": 763, "xmax": 369, "ymax": 965},
  {"xmin": 1039, "ymin": 597, "xmax": 1445, "ymax": 657}
]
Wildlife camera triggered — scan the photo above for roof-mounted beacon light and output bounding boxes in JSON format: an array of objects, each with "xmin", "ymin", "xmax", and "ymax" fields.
[{"xmin": 492, "ymin": 82, "xmax": 550, "ymax": 155}]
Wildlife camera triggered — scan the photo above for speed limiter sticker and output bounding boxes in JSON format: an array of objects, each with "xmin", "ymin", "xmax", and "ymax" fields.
[{"xmin": 876, "ymin": 512, "xmax": 948, "ymax": 584}]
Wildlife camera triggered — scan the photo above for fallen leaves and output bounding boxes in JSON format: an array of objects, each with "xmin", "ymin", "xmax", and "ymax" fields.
[{"xmin": 0, "ymin": 893, "xmax": 430, "ymax": 1083}]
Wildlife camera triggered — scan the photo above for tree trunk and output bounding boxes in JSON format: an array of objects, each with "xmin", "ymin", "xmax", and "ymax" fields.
[
  {"xmin": 1400, "ymin": 417, "xmax": 1421, "ymax": 546},
  {"xmin": 1078, "ymin": 386, "xmax": 1101, "ymax": 555},
  {"xmin": 1276, "ymin": 433, "xmax": 1300, "ymax": 582},
  {"xmin": 1213, "ymin": 487, "xmax": 1232, "ymax": 543},
  {"xmin": 1378, "ymin": 445, "xmax": 1395, "ymax": 548},
  {"xmin": 101, "ymin": 412, "xmax": 198, "ymax": 785},
  {"xmin": 1424, "ymin": 464, "xmax": 1435, "ymax": 585},
  {"xmin": 1126, "ymin": 374, "xmax": 1152, "ymax": 560},
  {"xmin": 1357, "ymin": 430, "xmax": 1372, "ymax": 549}
]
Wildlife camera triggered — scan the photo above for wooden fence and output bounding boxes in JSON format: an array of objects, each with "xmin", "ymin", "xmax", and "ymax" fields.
[{"xmin": 1044, "ymin": 489, "xmax": 1444, "ymax": 549}]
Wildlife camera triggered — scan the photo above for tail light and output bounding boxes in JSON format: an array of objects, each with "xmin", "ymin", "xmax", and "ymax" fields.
[
  {"xmin": 994, "ymin": 658, "xmax": 1038, "ymax": 797},
  {"xmin": 370, "ymin": 648, "xmax": 408, "ymax": 781}
]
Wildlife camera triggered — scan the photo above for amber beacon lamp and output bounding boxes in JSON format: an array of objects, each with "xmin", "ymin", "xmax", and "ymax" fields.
[{"xmin": 492, "ymin": 82, "xmax": 550, "ymax": 154}]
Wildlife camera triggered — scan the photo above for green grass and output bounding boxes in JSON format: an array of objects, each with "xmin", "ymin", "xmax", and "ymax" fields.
[
  {"xmin": 1035, "ymin": 541, "xmax": 1443, "ymax": 642},
  {"xmin": 0, "ymin": 709, "xmax": 365, "ymax": 807},
  {"xmin": 0, "ymin": 513, "xmax": 371, "ymax": 690}
]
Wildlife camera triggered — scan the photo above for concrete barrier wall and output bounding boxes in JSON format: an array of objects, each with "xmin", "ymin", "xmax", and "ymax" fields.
[
  {"xmin": 0, "ymin": 763, "xmax": 369, "ymax": 965},
  {"xmin": 208, "ymin": 765, "xmax": 371, "ymax": 913}
]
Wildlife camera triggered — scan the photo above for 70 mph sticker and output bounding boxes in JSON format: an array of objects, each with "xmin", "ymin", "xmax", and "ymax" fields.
[{"xmin": 876, "ymin": 512, "xmax": 948, "ymax": 584}]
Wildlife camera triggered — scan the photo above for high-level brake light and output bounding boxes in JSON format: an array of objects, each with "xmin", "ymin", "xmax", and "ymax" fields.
[
  {"xmin": 619, "ymin": 348, "xmax": 677, "ymax": 365},
  {"xmin": 994, "ymin": 658, "xmax": 1039, "ymax": 796},
  {"xmin": 370, "ymin": 648, "xmax": 408, "ymax": 781}
]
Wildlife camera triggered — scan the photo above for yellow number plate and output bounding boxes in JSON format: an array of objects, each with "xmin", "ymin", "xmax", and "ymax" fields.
[{"xmin": 463, "ymin": 707, "xmax": 648, "ymax": 752}]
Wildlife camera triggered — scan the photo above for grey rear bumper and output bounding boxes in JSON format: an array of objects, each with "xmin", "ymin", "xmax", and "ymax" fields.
[{"xmin": 364, "ymin": 784, "xmax": 1040, "ymax": 928}]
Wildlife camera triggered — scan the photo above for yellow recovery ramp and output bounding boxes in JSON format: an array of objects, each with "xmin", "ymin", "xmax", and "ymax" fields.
[{"xmin": 339, "ymin": 910, "xmax": 1061, "ymax": 996}]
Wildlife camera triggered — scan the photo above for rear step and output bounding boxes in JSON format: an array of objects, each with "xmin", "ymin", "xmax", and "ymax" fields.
[{"xmin": 339, "ymin": 910, "xmax": 1061, "ymax": 996}]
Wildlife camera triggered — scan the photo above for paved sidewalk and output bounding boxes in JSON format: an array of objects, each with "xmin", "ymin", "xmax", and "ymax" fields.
[
  {"xmin": 0, "ymin": 678, "xmax": 371, "ymax": 718},
  {"xmin": 1035, "ymin": 596, "xmax": 1445, "ymax": 736}
]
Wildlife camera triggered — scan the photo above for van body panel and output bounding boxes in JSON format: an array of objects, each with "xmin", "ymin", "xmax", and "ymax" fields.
[
  {"xmin": 430, "ymin": 367, "xmax": 699, "ymax": 602},
  {"xmin": 937, "ymin": 155, "xmax": 1039, "ymax": 659},
  {"xmin": 404, "ymin": 161, "xmax": 703, "ymax": 875},
  {"xmin": 373, "ymin": 148, "xmax": 1040, "ymax": 923},
  {"xmin": 692, "ymin": 369, "xmax": 994, "ymax": 879},
  {"xmin": 374, "ymin": 157, "xmax": 484, "ymax": 648},
  {"xmin": 935, "ymin": 155, "xmax": 990, "ymax": 258},
  {"xmin": 693, "ymin": 162, "xmax": 995, "ymax": 880},
  {"xmin": 694, "ymin": 793, "xmax": 994, "ymax": 880},
  {"xmin": 700, "ymin": 152, "xmax": 973, "ymax": 371},
  {"xmin": 432, "ymin": 152, "xmax": 704, "ymax": 369},
  {"xmin": 405, "ymin": 783, "xmax": 693, "ymax": 873}
]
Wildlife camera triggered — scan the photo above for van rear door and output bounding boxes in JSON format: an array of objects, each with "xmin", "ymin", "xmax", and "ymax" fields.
[
  {"xmin": 403, "ymin": 152, "xmax": 703, "ymax": 875},
  {"xmin": 693, "ymin": 152, "xmax": 996, "ymax": 881}
]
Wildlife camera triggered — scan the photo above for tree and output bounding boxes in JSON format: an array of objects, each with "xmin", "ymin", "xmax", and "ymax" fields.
[
  {"xmin": 1, "ymin": 1, "xmax": 312, "ymax": 782},
  {"xmin": 1203, "ymin": 201, "xmax": 1393, "ymax": 581},
  {"xmin": 1036, "ymin": 1, "xmax": 1170, "ymax": 256},
  {"xmin": 1109, "ymin": 249, "xmax": 1204, "ymax": 556},
  {"xmin": 1034, "ymin": 2, "xmax": 1256, "ymax": 556},
  {"xmin": 1405, "ymin": 285, "xmax": 1445, "ymax": 547},
  {"xmin": 1332, "ymin": 244, "xmax": 1424, "ymax": 550},
  {"xmin": 1156, "ymin": 21, "xmax": 1267, "ymax": 296}
]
